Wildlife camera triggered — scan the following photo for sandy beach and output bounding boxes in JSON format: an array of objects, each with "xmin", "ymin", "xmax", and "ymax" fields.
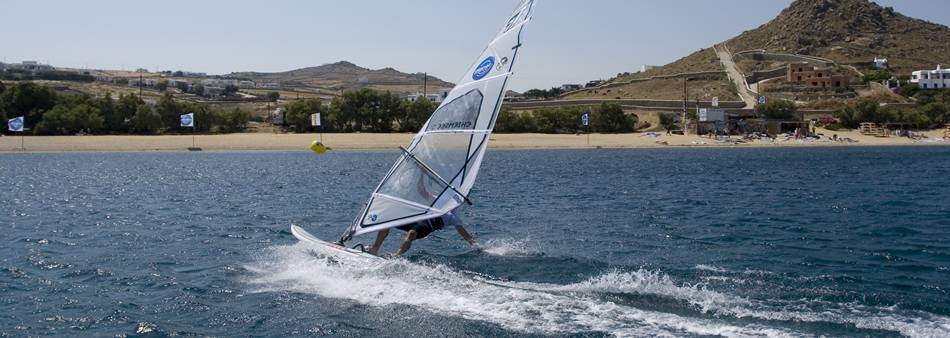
[{"xmin": 0, "ymin": 129, "xmax": 947, "ymax": 152}]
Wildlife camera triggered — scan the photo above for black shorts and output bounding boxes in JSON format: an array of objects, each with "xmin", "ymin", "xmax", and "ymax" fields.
[{"xmin": 396, "ymin": 217, "xmax": 445, "ymax": 239}]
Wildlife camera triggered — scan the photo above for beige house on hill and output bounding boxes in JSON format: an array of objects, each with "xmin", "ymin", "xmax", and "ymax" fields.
[{"xmin": 787, "ymin": 62, "xmax": 849, "ymax": 88}]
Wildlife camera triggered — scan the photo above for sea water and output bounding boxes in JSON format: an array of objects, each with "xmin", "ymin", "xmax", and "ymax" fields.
[{"xmin": 1, "ymin": 147, "xmax": 949, "ymax": 337}]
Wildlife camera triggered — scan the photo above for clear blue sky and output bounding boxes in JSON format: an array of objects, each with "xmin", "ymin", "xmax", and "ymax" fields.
[{"xmin": 1, "ymin": 0, "xmax": 947, "ymax": 91}]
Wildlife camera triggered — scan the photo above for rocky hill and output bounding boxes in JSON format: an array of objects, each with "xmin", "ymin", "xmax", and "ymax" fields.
[
  {"xmin": 725, "ymin": 0, "xmax": 950, "ymax": 73},
  {"xmin": 228, "ymin": 61, "xmax": 454, "ymax": 94},
  {"xmin": 600, "ymin": 0, "xmax": 949, "ymax": 90}
]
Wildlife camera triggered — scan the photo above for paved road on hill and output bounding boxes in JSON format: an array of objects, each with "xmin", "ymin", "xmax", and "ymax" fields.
[{"xmin": 714, "ymin": 44, "xmax": 757, "ymax": 109}]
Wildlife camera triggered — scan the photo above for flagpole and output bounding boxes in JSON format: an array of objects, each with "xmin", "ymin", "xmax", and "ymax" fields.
[{"xmin": 20, "ymin": 132, "xmax": 25, "ymax": 151}]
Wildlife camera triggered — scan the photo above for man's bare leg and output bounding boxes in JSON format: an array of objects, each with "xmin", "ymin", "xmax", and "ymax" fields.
[
  {"xmin": 455, "ymin": 225, "xmax": 477, "ymax": 246},
  {"xmin": 367, "ymin": 228, "xmax": 389, "ymax": 256},
  {"xmin": 392, "ymin": 230, "xmax": 417, "ymax": 257}
]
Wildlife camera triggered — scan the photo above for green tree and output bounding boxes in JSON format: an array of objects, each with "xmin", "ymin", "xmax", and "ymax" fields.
[
  {"xmin": 404, "ymin": 98, "xmax": 436, "ymax": 132},
  {"xmin": 285, "ymin": 98, "xmax": 324, "ymax": 132},
  {"xmin": 899, "ymin": 83, "xmax": 920, "ymax": 98},
  {"xmin": 494, "ymin": 106, "xmax": 516, "ymax": 132},
  {"xmin": 533, "ymin": 106, "xmax": 582, "ymax": 133},
  {"xmin": 862, "ymin": 70, "xmax": 892, "ymax": 83},
  {"xmin": 115, "ymin": 94, "xmax": 143, "ymax": 132},
  {"xmin": 155, "ymin": 80, "xmax": 168, "ymax": 92},
  {"xmin": 659, "ymin": 112, "xmax": 677, "ymax": 129},
  {"xmin": 192, "ymin": 84, "xmax": 205, "ymax": 96},
  {"xmin": 175, "ymin": 81, "xmax": 190, "ymax": 93},
  {"xmin": 511, "ymin": 111, "xmax": 538, "ymax": 132},
  {"xmin": 215, "ymin": 107, "xmax": 251, "ymax": 133},
  {"xmin": 223, "ymin": 84, "xmax": 239, "ymax": 96},
  {"xmin": 94, "ymin": 93, "xmax": 118, "ymax": 133},
  {"xmin": 757, "ymin": 100, "xmax": 798, "ymax": 120},
  {"xmin": 592, "ymin": 102, "xmax": 635, "ymax": 132},
  {"xmin": 181, "ymin": 102, "xmax": 213, "ymax": 132},
  {"xmin": 919, "ymin": 102, "xmax": 948, "ymax": 126},
  {"xmin": 374, "ymin": 91, "xmax": 405, "ymax": 132},
  {"xmin": 336, "ymin": 89, "xmax": 373, "ymax": 132},
  {"xmin": 35, "ymin": 104, "xmax": 104, "ymax": 135},
  {"xmin": 266, "ymin": 91, "xmax": 280, "ymax": 102},
  {"xmin": 155, "ymin": 93, "xmax": 182, "ymax": 131},
  {"xmin": 131, "ymin": 104, "xmax": 162, "ymax": 133},
  {"xmin": 0, "ymin": 82, "xmax": 58, "ymax": 127}
]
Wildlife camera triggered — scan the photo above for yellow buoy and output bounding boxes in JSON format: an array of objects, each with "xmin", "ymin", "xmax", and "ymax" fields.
[{"xmin": 310, "ymin": 140, "xmax": 327, "ymax": 154}]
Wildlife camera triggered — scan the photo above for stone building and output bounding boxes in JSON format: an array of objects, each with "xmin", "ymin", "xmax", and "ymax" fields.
[{"xmin": 786, "ymin": 62, "xmax": 850, "ymax": 88}]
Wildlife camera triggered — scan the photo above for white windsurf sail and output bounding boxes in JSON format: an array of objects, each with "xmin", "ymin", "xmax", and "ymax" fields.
[{"xmin": 339, "ymin": 0, "xmax": 536, "ymax": 242}]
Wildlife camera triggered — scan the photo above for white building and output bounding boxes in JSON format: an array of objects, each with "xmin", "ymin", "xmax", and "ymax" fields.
[
  {"xmin": 559, "ymin": 84, "xmax": 582, "ymax": 91},
  {"xmin": 238, "ymin": 80, "xmax": 256, "ymax": 88},
  {"xmin": 77, "ymin": 69, "xmax": 98, "ymax": 76},
  {"xmin": 271, "ymin": 108, "xmax": 286, "ymax": 125},
  {"xmin": 873, "ymin": 57, "xmax": 888, "ymax": 69},
  {"xmin": 408, "ymin": 89, "xmax": 450, "ymax": 103},
  {"xmin": 641, "ymin": 65, "xmax": 660, "ymax": 72},
  {"xmin": 910, "ymin": 65, "xmax": 950, "ymax": 89},
  {"xmin": 5, "ymin": 61, "xmax": 54, "ymax": 74},
  {"xmin": 202, "ymin": 78, "xmax": 239, "ymax": 87}
]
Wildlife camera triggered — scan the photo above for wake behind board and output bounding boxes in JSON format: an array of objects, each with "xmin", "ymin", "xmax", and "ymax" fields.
[{"xmin": 290, "ymin": 225, "xmax": 383, "ymax": 261}]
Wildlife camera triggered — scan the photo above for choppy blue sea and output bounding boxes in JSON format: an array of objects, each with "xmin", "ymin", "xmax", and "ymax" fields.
[{"xmin": 2, "ymin": 147, "xmax": 950, "ymax": 337}]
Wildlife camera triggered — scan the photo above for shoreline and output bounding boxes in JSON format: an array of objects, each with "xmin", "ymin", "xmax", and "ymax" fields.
[{"xmin": 1, "ymin": 129, "xmax": 948, "ymax": 153}]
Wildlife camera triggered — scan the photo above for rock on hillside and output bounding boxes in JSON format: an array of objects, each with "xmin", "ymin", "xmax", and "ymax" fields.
[{"xmin": 725, "ymin": 0, "xmax": 950, "ymax": 72}]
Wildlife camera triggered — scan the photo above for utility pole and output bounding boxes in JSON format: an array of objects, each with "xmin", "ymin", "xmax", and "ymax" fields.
[
  {"xmin": 682, "ymin": 77, "xmax": 688, "ymax": 132},
  {"xmin": 139, "ymin": 74, "xmax": 143, "ymax": 97},
  {"xmin": 423, "ymin": 72, "xmax": 428, "ymax": 99}
]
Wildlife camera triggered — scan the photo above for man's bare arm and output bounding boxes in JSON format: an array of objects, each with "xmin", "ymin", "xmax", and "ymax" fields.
[
  {"xmin": 393, "ymin": 230, "xmax": 418, "ymax": 257},
  {"xmin": 455, "ymin": 225, "xmax": 477, "ymax": 246}
]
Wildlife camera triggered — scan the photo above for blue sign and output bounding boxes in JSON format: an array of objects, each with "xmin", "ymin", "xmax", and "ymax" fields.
[
  {"xmin": 581, "ymin": 113, "xmax": 589, "ymax": 126},
  {"xmin": 472, "ymin": 56, "xmax": 495, "ymax": 81},
  {"xmin": 7, "ymin": 116, "xmax": 24, "ymax": 132},
  {"xmin": 370, "ymin": 214, "xmax": 378, "ymax": 222},
  {"xmin": 758, "ymin": 96, "xmax": 767, "ymax": 105},
  {"xmin": 180, "ymin": 113, "xmax": 194, "ymax": 127}
]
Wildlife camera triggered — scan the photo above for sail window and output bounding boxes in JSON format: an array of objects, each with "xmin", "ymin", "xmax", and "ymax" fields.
[{"xmin": 426, "ymin": 90, "xmax": 483, "ymax": 132}]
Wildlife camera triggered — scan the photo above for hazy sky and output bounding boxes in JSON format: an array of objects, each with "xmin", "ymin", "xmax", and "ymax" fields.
[{"xmin": 1, "ymin": 0, "xmax": 948, "ymax": 91}]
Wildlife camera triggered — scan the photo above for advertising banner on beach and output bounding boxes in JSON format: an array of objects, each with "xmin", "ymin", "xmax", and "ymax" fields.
[
  {"xmin": 712, "ymin": 97, "xmax": 719, "ymax": 108},
  {"xmin": 310, "ymin": 113, "xmax": 321, "ymax": 127},
  {"xmin": 8, "ymin": 116, "xmax": 24, "ymax": 132},
  {"xmin": 180, "ymin": 113, "xmax": 194, "ymax": 127},
  {"xmin": 581, "ymin": 113, "xmax": 589, "ymax": 126}
]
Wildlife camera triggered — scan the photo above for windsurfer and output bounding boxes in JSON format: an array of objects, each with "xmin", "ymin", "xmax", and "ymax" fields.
[{"xmin": 366, "ymin": 211, "xmax": 477, "ymax": 257}]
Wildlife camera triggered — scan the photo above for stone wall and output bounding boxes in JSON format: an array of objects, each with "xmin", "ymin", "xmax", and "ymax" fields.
[
  {"xmin": 734, "ymin": 50, "xmax": 835, "ymax": 66},
  {"xmin": 745, "ymin": 66, "xmax": 789, "ymax": 84},
  {"xmin": 505, "ymin": 99, "xmax": 746, "ymax": 111}
]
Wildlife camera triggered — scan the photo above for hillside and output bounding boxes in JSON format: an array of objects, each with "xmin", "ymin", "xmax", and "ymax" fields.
[
  {"xmin": 581, "ymin": 0, "xmax": 949, "ymax": 100},
  {"xmin": 725, "ymin": 0, "xmax": 950, "ymax": 74},
  {"xmin": 228, "ymin": 61, "xmax": 454, "ymax": 94}
]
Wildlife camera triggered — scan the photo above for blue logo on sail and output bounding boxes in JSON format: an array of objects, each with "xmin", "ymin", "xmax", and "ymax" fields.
[{"xmin": 472, "ymin": 56, "xmax": 495, "ymax": 80}]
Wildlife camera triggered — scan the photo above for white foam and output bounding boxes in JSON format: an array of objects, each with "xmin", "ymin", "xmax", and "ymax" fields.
[
  {"xmin": 480, "ymin": 237, "xmax": 542, "ymax": 257},
  {"xmin": 695, "ymin": 264, "xmax": 730, "ymax": 273},
  {"xmin": 245, "ymin": 244, "xmax": 950, "ymax": 337},
  {"xmin": 244, "ymin": 244, "xmax": 799, "ymax": 337}
]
